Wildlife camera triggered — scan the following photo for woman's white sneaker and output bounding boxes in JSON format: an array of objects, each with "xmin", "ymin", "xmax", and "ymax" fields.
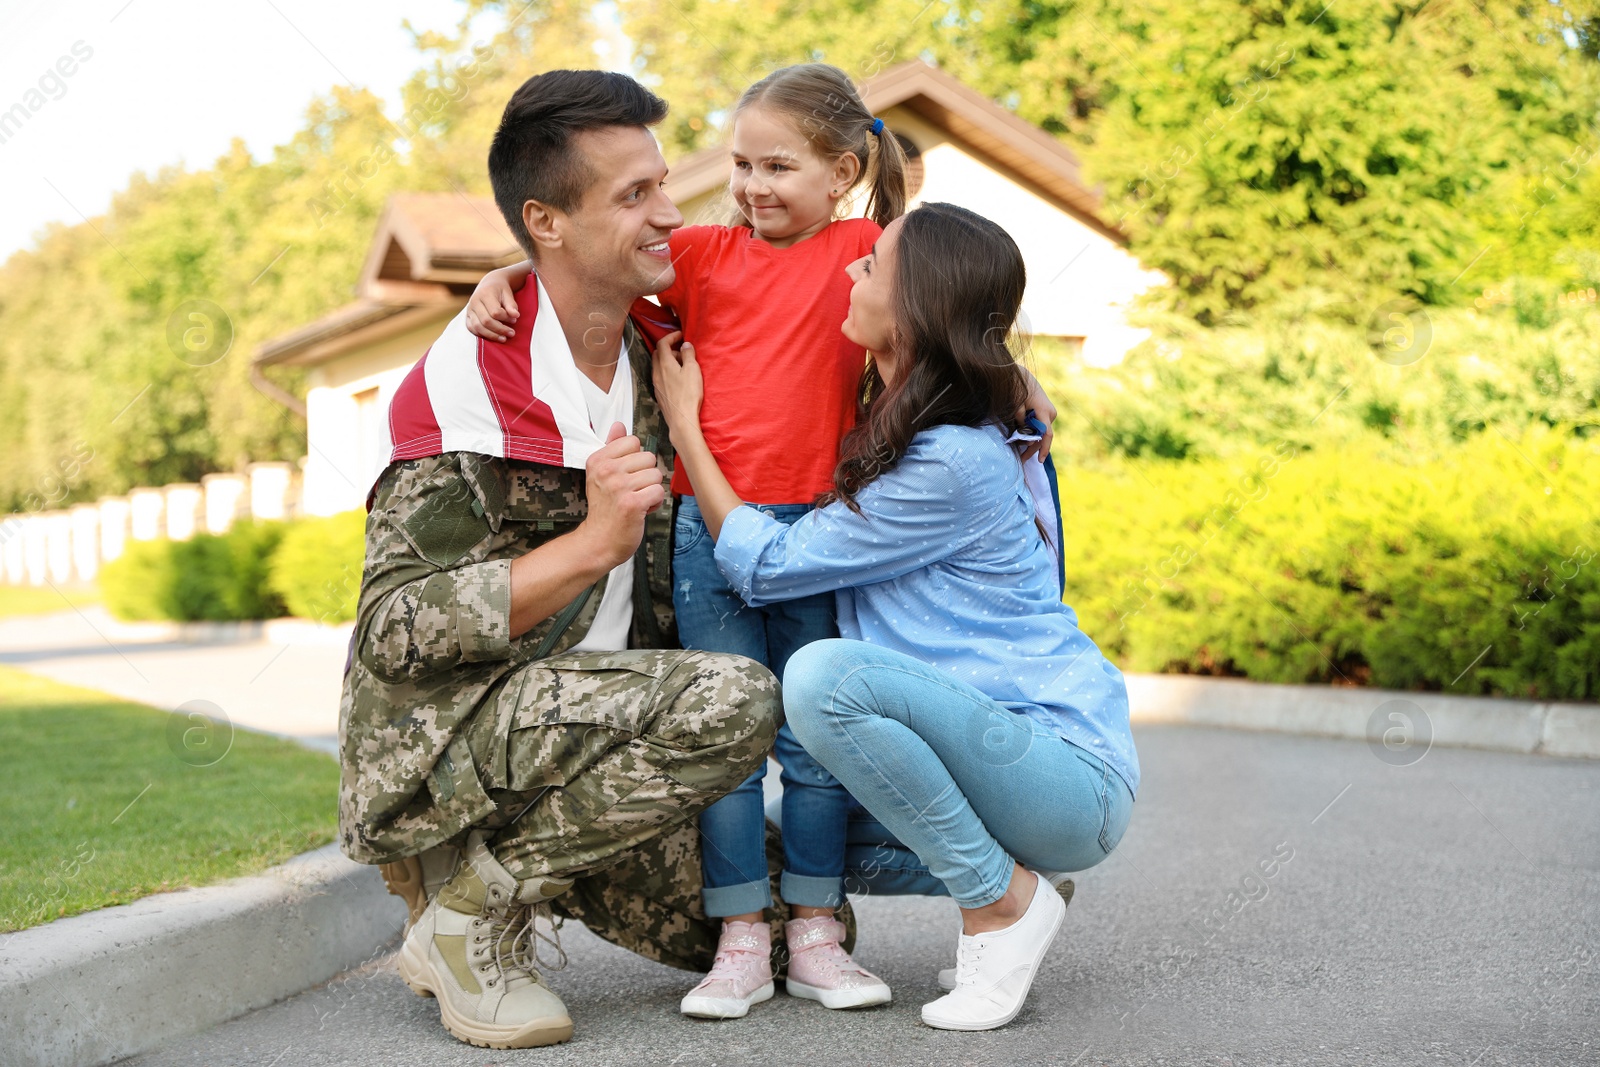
[
  {"xmin": 936, "ymin": 872, "xmax": 1073, "ymax": 992},
  {"xmin": 921, "ymin": 872, "xmax": 1066, "ymax": 1031}
]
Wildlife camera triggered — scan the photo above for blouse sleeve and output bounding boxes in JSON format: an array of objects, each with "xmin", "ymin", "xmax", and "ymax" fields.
[{"xmin": 713, "ymin": 431, "xmax": 998, "ymax": 607}]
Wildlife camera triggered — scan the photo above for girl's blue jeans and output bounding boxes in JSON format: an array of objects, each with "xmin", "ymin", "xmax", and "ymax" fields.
[
  {"xmin": 783, "ymin": 638, "xmax": 1135, "ymax": 909},
  {"xmin": 674, "ymin": 496, "xmax": 850, "ymax": 916}
]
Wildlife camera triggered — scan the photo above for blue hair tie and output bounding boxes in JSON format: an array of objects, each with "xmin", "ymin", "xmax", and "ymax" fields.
[{"xmin": 870, "ymin": 117, "xmax": 884, "ymax": 136}]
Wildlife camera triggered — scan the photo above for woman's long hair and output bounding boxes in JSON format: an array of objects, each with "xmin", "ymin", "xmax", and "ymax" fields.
[{"xmin": 821, "ymin": 202, "xmax": 1030, "ymax": 512}]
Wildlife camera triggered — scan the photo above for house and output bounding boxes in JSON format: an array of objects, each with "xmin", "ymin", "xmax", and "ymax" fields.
[{"xmin": 255, "ymin": 60, "xmax": 1163, "ymax": 517}]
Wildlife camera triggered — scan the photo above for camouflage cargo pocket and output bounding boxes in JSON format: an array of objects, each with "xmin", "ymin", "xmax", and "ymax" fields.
[{"xmin": 498, "ymin": 650, "xmax": 675, "ymax": 794}]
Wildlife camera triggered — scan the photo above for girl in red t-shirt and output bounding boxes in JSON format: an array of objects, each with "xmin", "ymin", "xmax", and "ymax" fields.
[{"xmin": 468, "ymin": 63, "xmax": 910, "ymax": 1020}]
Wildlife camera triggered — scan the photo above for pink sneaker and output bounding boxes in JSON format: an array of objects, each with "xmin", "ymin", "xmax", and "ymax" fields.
[
  {"xmin": 680, "ymin": 921, "xmax": 775, "ymax": 1019},
  {"xmin": 783, "ymin": 916, "xmax": 893, "ymax": 1009}
]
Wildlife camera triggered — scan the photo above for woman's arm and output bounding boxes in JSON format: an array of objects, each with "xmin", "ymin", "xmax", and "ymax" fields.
[
  {"xmin": 653, "ymin": 331, "xmax": 998, "ymax": 605},
  {"xmin": 650, "ymin": 332, "xmax": 744, "ymax": 539}
]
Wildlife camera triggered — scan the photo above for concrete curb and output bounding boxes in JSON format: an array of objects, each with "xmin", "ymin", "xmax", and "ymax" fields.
[
  {"xmin": 0, "ymin": 845, "xmax": 404, "ymax": 1067},
  {"xmin": 1125, "ymin": 673, "xmax": 1600, "ymax": 759}
]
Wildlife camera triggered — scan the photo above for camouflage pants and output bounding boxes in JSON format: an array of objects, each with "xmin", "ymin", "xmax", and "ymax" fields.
[{"xmin": 458, "ymin": 647, "xmax": 792, "ymax": 971}]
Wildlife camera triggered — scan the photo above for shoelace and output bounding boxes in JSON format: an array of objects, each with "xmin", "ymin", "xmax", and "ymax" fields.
[
  {"xmin": 794, "ymin": 937, "xmax": 870, "ymax": 977},
  {"xmin": 953, "ymin": 936, "xmax": 987, "ymax": 989},
  {"xmin": 485, "ymin": 901, "xmax": 568, "ymax": 990},
  {"xmin": 696, "ymin": 935, "xmax": 767, "ymax": 991}
]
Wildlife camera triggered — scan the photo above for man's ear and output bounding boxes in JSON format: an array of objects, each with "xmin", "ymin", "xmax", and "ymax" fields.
[{"xmin": 522, "ymin": 199, "xmax": 564, "ymax": 256}]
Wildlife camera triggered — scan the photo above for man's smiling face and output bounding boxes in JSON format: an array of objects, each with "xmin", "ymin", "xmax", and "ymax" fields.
[{"xmin": 559, "ymin": 125, "xmax": 684, "ymax": 301}]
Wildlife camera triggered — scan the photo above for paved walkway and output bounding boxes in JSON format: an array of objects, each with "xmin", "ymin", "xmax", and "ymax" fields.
[
  {"xmin": 0, "ymin": 607, "xmax": 348, "ymax": 754},
  {"xmin": 125, "ymin": 726, "xmax": 1600, "ymax": 1067}
]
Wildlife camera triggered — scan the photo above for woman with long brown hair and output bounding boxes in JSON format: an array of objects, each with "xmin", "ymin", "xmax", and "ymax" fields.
[{"xmin": 653, "ymin": 201, "xmax": 1139, "ymax": 1031}]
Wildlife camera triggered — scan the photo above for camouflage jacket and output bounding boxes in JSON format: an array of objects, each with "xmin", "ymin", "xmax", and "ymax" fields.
[{"xmin": 338, "ymin": 329, "xmax": 677, "ymax": 865}]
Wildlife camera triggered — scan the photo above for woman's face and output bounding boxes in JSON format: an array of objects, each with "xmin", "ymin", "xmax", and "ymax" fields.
[{"xmin": 843, "ymin": 216, "xmax": 902, "ymax": 376}]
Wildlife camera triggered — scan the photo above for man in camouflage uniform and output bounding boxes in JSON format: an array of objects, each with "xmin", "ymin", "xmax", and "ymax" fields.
[{"xmin": 340, "ymin": 71, "xmax": 783, "ymax": 1049}]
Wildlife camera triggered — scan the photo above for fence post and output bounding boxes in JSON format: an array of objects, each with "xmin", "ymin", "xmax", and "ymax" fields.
[
  {"xmin": 70, "ymin": 504, "xmax": 100, "ymax": 583},
  {"xmin": 99, "ymin": 497, "xmax": 131, "ymax": 564},
  {"xmin": 249, "ymin": 462, "xmax": 294, "ymax": 521},
  {"xmin": 163, "ymin": 484, "xmax": 202, "ymax": 542},
  {"xmin": 203, "ymin": 473, "xmax": 249, "ymax": 534},
  {"xmin": 129, "ymin": 489, "xmax": 165, "ymax": 542},
  {"xmin": 45, "ymin": 511, "xmax": 74, "ymax": 584}
]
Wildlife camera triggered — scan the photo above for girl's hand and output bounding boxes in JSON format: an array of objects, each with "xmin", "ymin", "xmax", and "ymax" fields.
[
  {"xmin": 1016, "ymin": 368, "xmax": 1057, "ymax": 462},
  {"xmin": 650, "ymin": 330, "xmax": 705, "ymax": 442},
  {"xmin": 465, "ymin": 263, "xmax": 532, "ymax": 341}
]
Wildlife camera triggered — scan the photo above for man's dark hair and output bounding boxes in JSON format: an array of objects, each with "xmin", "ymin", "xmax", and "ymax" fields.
[{"xmin": 488, "ymin": 70, "xmax": 668, "ymax": 258}]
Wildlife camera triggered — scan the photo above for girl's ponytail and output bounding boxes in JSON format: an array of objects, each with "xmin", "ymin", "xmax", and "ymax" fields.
[
  {"xmin": 862, "ymin": 121, "xmax": 909, "ymax": 228},
  {"xmin": 735, "ymin": 64, "xmax": 910, "ymax": 228}
]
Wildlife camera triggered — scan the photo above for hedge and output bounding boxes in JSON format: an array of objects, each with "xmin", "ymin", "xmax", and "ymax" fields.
[
  {"xmin": 1061, "ymin": 427, "xmax": 1599, "ymax": 701},
  {"xmin": 101, "ymin": 520, "xmax": 286, "ymax": 622},
  {"xmin": 101, "ymin": 511, "xmax": 366, "ymax": 624},
  {"xmin": 266, "ymin": 510, "xmax": 367, "ymax": 623}
]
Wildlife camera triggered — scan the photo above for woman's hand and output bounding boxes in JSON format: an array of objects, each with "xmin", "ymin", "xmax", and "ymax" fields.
[
  {"xmin": 650, "ymin": 330, "xmax": 706, "ymax": 445},
  {"xmin": 465, "ymin": 263, "xmax": 532, "ymax": 341},
  {"xmin": 1015, "ymin": 367, "xmax": 1057, "ymax": 462}
]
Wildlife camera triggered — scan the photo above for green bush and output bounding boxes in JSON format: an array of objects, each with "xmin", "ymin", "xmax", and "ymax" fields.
[
  {"xmin": 267, "ymin": 510, "xmax": 367, "ymax": 623},
  {"xmin": 100, "ymin": 521, "xmax": 286, "ymax": 622},
  {"xmin": 1061, "ymin": 428, "xmax": 1600, "ymax": 701},
  {"xmin": 100, "ymin": 539, "xmax": 180, "ymax": 622}
]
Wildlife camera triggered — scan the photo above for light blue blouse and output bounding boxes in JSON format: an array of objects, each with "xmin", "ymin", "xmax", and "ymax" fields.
[{"xmin": 714, "ymin": 422, "xmax": 1140, "ymax": 797}]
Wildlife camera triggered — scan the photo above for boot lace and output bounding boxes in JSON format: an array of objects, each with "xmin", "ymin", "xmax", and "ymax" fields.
[{"xmin": 482, "ymin": 901, "xmax": 568, "ymax": 990}]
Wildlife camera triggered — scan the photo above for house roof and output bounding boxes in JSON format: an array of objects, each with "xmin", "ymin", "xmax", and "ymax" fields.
[
  {"xmin": 256, "ymin": 61, "xmax": 1118, "ymax": 370},
  {"xmin": 255, "ymin": 193, "xmax": 521, "ymax": 368}
]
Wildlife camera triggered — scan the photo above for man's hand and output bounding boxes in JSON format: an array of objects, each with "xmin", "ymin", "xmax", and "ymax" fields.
[
  {"xmin": 1016, "ymin": 367, "xmax": 1058, "ymax": 463},
  {"xmin": 577, "ymin": 422, "xmax": 667, "ymax": 569}
]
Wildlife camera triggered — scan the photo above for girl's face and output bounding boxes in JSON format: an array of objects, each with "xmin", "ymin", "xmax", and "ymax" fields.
[
  {"xmin": 729, "ymin": 105, "xmax": 858, "ymax": 249},
  {"xmin": 843, "ymin": 216, "xmax": 903, "ymax": 379}
]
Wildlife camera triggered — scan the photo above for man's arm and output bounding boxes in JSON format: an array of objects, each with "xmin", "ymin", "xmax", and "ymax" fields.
[
  {"xmin": 357, "ymin": 426, "xmax": 665, "ymax": 683},
  {"xmin": 507, "ymin": 423, "xmax": 665, "ymax": 636}
]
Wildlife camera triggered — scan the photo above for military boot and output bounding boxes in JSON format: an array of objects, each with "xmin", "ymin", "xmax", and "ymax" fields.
[
  {"xmin": 381, "ymin": 842, "xmax": 462, "ymax": 932},
  {"xmin": 396, "ymin": 834, "xmax": 576, "ymax": 1049}
]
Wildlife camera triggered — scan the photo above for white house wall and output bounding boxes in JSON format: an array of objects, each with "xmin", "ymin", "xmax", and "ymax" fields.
[
  {"xmin": 893, "ymin": 117, "xmax": 1164, "ymax": 366},
  {"xmin": 301, "ymin": 312, "xmax": 458, "ymax": 516}
]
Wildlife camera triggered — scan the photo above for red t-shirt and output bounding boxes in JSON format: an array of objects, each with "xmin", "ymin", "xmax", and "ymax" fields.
[{"xmin": 656, "ymin": 217, "xmax": 880, "ymax": 502}]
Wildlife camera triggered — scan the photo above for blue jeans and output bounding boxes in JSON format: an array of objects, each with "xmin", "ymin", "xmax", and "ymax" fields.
[
  {"xmin": 674, "ymin": 496, "xmax": 850, "ymax": 915},
  {"xmin": 783, "ymin": 639, "xmax": 1135, "ymax": 909},
  {"xmin": 764, "ymin": 795, "xmax": 950, "ymax": 899}
]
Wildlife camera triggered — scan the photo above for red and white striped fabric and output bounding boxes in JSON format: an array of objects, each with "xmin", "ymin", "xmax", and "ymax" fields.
[{"xmin": 379, "ymin": 274, "xmax": 632, "ymax": 494}]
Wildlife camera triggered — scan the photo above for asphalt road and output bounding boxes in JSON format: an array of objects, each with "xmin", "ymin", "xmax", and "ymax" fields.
[{"xmin": 125, "ymin": 725, "xmax": 1600, "ymax": 1067}]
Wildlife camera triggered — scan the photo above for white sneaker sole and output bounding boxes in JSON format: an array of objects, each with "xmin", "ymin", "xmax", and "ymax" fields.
[
  {"xmin": 396, "ymin": 937, "xmax": 574, "ymax": 1048},
  {"xmin": 680, "ymin": 980, "xmax": 775, "ymax": 1019},
  {"xmin": 921, "ymin": 880, "xmax": 1067, "ymax": 1032},
  {"xmin": 785, "ymin": 977, "xmax": 893, "ymax": 1009},
  {"xmin": 936, "ymin": 878, "xmax": 1074, "ymax": 992}
]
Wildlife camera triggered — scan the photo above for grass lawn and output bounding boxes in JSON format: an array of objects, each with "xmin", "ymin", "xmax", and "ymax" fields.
[
  {"xmin": 0, "ymin": 665, "xmax": 339, "ymax": 932},
  {"xmin": 0, "ymin": 583, "xmax": 100, "ymax": 618}
]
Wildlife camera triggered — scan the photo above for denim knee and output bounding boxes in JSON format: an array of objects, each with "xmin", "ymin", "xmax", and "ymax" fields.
[{"xmin": 780, "ymin": 638, "xmax": 855, "ymax": 744}]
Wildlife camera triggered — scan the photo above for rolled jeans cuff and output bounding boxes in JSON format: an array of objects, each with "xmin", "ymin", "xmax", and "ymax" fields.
[
  {"xmin": 702, "ymin": 878, "xmax": 773, "ymax": 919},
  {"xmin": 780, "ymin": 871, "xmax": 845, "ymax": 910}
]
